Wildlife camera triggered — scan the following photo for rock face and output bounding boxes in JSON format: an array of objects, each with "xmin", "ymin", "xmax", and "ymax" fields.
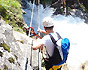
[
  {"xmin": 0, "ymin": 19, "xmax": 24, "ymax": 70},
  {"xmin": 0, "ymin": 19, "xmax": 38, "ymax": 70}
]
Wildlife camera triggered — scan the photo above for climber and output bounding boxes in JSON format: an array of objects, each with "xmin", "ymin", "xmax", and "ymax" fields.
[{"xmin": 32, "ymin": 17, "xmax": 62, "ymax": 70}]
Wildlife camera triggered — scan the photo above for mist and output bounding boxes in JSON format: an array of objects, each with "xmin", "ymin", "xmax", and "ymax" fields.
[{"xmin": 53, "ymin": 15, "xmax": 88, "ymax": 70}]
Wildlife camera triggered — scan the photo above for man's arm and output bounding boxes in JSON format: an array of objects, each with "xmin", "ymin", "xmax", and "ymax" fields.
[{"xmin": 32, "ymin": 43, "xmax": 43, "ymax": 50}]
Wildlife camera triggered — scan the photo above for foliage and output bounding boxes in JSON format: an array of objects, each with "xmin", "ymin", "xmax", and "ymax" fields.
[
  {"xmin": 0, "ymin": 51, "xmax": 3, "ymax": 57},
  {"xmin": 4, "ymin": 65, "xmax": 8, "ymax": 70},
  {"xmin": 80, "ymin": 4, "xmax": 86, "ymax": 11},
  {"xmin": 41, "ymin": 0, "xmax": 52, "ymax": 6},
  {"xmin": 13, "ymin": 27, "xmax": 24, "ymax": 34},
  {"xmin": 0, "ymin": 43, "xmax": 10, "ymax": 52},
  {"xmin": 0, "ymin": 0, "xmax": 25, "ymax": 33},
  {"xmin": 8, "ymin": 57, "xmax": 15, "ymax": 64},
  {"xmin": 0, "ymin": 0, "xmax": 22, "ymax": 19},
  {"xmin": 80, "ymin": 4, "xmax": 88, "ymax": 13}
]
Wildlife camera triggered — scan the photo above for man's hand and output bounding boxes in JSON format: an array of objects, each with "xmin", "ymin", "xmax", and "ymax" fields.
[{"xmin": 37, "ymin": 28, "xmax": 46, "ymax": 34}]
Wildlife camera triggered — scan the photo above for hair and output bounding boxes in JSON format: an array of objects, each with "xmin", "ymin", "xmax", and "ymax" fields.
[{"xmin": 44, "ymin": 26, "xmax": 54, "ymax": 30}]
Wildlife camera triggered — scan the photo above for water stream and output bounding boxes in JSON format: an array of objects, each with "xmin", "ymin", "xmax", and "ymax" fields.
[{"xmin": 23, "ymin": 1, "xmax": 88, "ymax": 70}]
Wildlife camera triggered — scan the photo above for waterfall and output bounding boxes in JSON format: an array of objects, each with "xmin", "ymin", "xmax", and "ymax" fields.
[
  {"xmin": 22, "ymin": 1, "xmax": 88, "ymax": 70},
  {"xmin": 53, "ymin": 15, "xmax": 88, "ymax": 70}
]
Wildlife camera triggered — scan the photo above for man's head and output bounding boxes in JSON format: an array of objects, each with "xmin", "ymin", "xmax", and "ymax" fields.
[
  {"xmin": 43, "ymin": 17, "xmax": 54, "ymax": 28},
  {"xmin": 43, "ymin": 17, "xmax": 54, "ymax": 33}
]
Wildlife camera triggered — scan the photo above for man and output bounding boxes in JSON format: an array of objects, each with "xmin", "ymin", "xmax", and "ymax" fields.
[{"xmin": 32, "ymin": 17, "xmax": 62, "ymax": 70}]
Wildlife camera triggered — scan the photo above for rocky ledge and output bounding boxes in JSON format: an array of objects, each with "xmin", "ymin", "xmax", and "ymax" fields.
[{"xmin": 0, "ymin": 19, "xmax": 39, "ymax": 70}]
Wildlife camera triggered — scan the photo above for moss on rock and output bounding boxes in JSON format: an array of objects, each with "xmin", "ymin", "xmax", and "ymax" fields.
[
  {"xmin": 14, "ymin": 54, "xmax": 18, "ymax": 60},
  {"xmin": 0, "ymin": 43, "xmax": 10, "ymax": 52},
  {"xmin": 8, "ymin": 57, "xmax": 15, "ymax": 64},
  {"xmin": 0, "ymin": 51, "xmax": 3, "ymax": 57},
  {"xmin": 4, "ymin": 65, "xmax": 8, "ymax": 70}
]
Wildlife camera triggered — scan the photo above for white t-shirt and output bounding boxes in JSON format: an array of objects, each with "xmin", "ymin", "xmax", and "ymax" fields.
[{"xmin": 42, "ymin": 32, "xmax": 62, "ymax": 57}]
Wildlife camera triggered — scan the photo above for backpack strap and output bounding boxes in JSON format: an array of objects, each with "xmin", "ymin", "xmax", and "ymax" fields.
[
  {"xmin": 49, "ymin": 34, "xmax": 57, "ymax": 45},
  {"xmin": 45, "ymin": 32, "xmax": 61, "ymax": 58},
  {"xmin": 47, "ymin": 32, "xmax": 62, "ymax": 57},
  {"xmin": 49, "ymin": 32, "xmax": 62, "ymax": 45},
  {"xmin": 56, "ymin": 32, "xmax": 62, "ymax": 40}
]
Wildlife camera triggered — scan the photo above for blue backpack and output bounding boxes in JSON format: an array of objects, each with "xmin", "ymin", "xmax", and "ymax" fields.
[{"xmin": 49, "ymin": 32, "xmax": 70, "ymax": 66}]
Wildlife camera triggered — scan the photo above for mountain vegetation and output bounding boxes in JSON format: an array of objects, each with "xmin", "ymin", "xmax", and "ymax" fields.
[{"xmin": 0, "ymin": 0, "xmax": 26, "ymax": 33}]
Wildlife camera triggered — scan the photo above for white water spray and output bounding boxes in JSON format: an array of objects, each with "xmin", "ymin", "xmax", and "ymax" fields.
[
  {"xmin": 53, "ymin": 15, "xmax": 88, "ymax": 70},
  {"xmin": 23, "ymin": 2, "xmax": 54, "ymax": 32},
  {"xmin": 23, "ymin": 2, "xmax": 88, "ymax": 70}
]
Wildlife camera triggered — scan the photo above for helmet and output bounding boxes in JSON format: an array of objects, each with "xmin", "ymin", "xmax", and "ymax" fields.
[{"xmin": 43, "ymin": 17, "xmax": 54, "ymax": 27}]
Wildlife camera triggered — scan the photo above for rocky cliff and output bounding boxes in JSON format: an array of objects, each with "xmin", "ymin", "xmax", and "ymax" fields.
[{"xmin": 0, "ymin": 19, "xmax": 38, "ymax": 70}]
